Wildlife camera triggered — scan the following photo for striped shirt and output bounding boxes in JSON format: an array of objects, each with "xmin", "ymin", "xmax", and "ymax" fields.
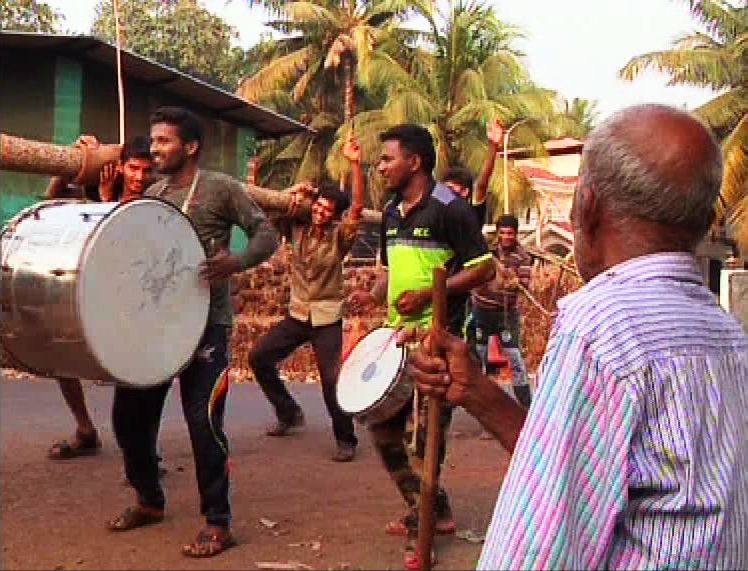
[
  {"xmin": 472, "ymin": 243, "xmax": 532, "ymax": 311},
  {"xmin": 478, "ymin": 252, "xmax": 748, "ymax": 570}
]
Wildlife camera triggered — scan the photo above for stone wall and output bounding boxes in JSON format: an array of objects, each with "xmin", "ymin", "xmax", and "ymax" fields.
[{"xmin": 2, "ymin": 247, "xmax": 577, "ymax": 383}]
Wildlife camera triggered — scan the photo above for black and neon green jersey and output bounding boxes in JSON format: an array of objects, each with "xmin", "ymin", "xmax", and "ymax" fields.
[{"xmin": 379, "ymin": 182, "xmax": 491, "ymax": 333}]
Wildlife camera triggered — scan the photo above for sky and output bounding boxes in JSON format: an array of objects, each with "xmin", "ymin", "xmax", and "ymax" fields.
[{"xmin": 44, "ymin": 0, "xmax": 717, "ymax": 119}]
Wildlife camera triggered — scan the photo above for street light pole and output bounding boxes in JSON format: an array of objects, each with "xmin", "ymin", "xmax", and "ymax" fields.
[{"xmin": 503, "ymin": 118, "xmax": 530, "ymax": 214}]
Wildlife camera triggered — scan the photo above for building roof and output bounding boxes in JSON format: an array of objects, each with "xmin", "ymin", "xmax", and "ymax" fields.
[
  {"xmin": 500, "ymin": 137, "xmax": 584, "ymax": 160},
  {"xmin": 0, "ymin": 31, "xmax": 313, "ymax": 139}
]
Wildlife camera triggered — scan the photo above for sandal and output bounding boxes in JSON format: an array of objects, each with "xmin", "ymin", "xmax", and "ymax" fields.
[
  {"xmin": 182, "ymin": 527, "xmax": 236, "ymax": 558},
  {"xmin": 48, "ymin": 430, "xmax": 101, "ymax": 460},
  {"xmin": 385, "ymin": 516, "xmax": 456, "ymax": 537},
  {"xmin": 107, "ymin": 506, "xmax": 164, "ymax": 532}
]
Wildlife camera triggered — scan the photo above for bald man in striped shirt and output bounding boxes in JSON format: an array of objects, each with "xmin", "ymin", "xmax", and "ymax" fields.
[{"xmin": 408, "ymin": 104, "xmax": 748, "ymax": 570}]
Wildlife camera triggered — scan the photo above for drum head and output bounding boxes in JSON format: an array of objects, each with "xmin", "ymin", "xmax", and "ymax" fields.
[
  {"xmin": 78, "ymin": 199, "xmax": 209, "ymax": 386},
  {"xmin": 337, "ymin": 328, "xmax": 405, "ymax": 415}
]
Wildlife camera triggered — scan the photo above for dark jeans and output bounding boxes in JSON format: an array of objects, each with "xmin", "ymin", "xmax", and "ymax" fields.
[
  {"xmin": 471, "ymin": 305, "xmax": 532, "ymax": 407},
  {"xmin": 249, "ymin": 315, "xmax": 356, "ymax": 447},
  {"xmin": 112, "ymin": 324, "xmax": 232, "ymax": 527}
]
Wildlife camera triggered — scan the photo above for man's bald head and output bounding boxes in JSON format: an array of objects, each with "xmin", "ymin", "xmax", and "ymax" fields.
[{"xmin": 578, "ymin": 104, "xmax": 722, "ymax": 248}]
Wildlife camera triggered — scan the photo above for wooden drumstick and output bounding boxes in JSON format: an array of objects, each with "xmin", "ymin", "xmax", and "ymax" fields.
[{"xmin": 417, "ymin": 266, "xmax": 448, "ymax": 571}]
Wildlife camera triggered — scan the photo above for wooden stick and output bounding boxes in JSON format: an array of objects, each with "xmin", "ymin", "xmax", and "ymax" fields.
[{"xmin": 417, "ymin": 266, "xmax": 448, "ymax": 571}]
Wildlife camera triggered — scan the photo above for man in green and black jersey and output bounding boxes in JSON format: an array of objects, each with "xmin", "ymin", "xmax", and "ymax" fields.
[{"xmin": 349, "ymin": 124, "xmax": 493, "ymax": 569}]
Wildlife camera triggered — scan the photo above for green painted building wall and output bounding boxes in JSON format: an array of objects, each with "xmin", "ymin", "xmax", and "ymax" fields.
[{"xmin": 1, "ymin": 45, "xmax": 260, "ymax": 253}]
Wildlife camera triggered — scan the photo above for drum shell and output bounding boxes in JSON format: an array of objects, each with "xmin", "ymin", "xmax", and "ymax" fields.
[
  {"xmin": 0, "ymin": 199, "xmax": 208, "ymax": 386},
  {"xmin": 337, "ymin": 327, "xmax": 414, "ymax": 426},
  {"xmin": 1, "ymin": 201, "xmax": 115, "ymax": 381},
  {"xmin": 356, "ymin": 368, "xmax": 414, "ymax": 426}
]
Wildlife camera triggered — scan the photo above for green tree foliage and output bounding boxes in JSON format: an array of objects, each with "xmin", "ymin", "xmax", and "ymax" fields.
[
  {"xmin": 91, "ymin": 0, "xmax": 251, "ymax": 90},
  {"xmin": 324, "ymin": 0, "xmax": 556, "ymax": 212},
  {"xmin": 619, "ymin": 0, "xmax": 748, "ymax": 251},
  {"xmin": 1, "ymin": 0, "xmax": 61, "ymax": 32},
  {"xmin": 237, "ymin": 0, "xmax": 429, "ymax": 189},
  {"xmin": 241, "ymin": 0, "xmax": 558, "ymax": 213}
]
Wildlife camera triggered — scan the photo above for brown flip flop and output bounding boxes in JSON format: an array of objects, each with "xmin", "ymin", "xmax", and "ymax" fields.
[
  {"xmin": 107, "ymin": 506, "xmax": 164, "ymax": 532},
  {"xmin": 182, "ymin": 528, "xmax": 236, "ymax": 558}
]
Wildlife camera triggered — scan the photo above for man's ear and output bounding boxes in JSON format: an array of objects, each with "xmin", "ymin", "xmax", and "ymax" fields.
[
  {"xmin": 409, "ymin": 152, "xmax": 422, "ymax": 175},
  {"xmin": 115, "ymin": 161, "xmax": 124, "ymax": 175},
  {"xmin": 185, "ymin": 141, "xmax": 200, "ymax": 159},
  {"xmin": 576, "ymin": 184, "xmax": 601, "ymax": 237}
]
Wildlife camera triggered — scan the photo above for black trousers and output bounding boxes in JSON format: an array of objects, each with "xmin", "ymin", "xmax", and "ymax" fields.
[
  {"xmin": 249, "ymin": 315, "xmax": 357, "ymax": 447},
  {"xmin": 112, "ymin": 324, "xmax": 232, "ymax": 527}
]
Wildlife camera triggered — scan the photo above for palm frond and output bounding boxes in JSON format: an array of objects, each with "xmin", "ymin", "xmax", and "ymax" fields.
[
  {"xmin": 276, "ymin": 133, "xmax": 313, "ymax": 161},
  {"xmin": 687, "ymin": 0, "xmax": 747, "ymax": 42},
  {"xmin": 619, "ymin": 48, "xmax": 739, "ymax": 89},
  {"xmin": 236, "ymin": 46, "xmax": 314, "ymax": 102},
  {"xmin": 292, "ymin": 59, "xmax": 322, "ymax": 102},
  {"xmin": 384, "ymin": 89, "xmax": 439, "ymax": 124},
  {"xmin": 720, "ymin": 112, "xmax": 748, "ymax": 217},
  {"xmin": 284, "ymin": 2, "xmax": 339, "ymax": 29},
  {"xmin": 446, "ymin": 100, "xmax": 511, "ymax": 131},
  {"xmin": 695, "ymin": 87, "xmax": 748, "ymax": 129},
  {"xmin": 358, "ymin": 52, "xmax": 415, "ymax": 94},
  {"xmin": 452, "ymin": 68, "xmax": 487, "ymax": 109}
]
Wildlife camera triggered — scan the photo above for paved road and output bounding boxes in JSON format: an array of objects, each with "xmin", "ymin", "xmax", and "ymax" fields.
[{"xmin": 1, "ymin": 374, "xmax": 509, "ymax": 570}]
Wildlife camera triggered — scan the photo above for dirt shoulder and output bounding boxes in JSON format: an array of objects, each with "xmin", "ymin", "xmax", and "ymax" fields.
[{"xmin": 1, "ymin": 376, "xmax": 509, "ymax": 570}]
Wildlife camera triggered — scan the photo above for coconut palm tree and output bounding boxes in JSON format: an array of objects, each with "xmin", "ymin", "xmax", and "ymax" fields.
[
  {"xmin": 546, "ymin": 97, "xmax": 599, "ymax": 139},
  {"xmin": 237, "ymin": 0, "xmax": 431, "ymax": 184},
  {"xmin": 619, "ymin": 0, "xmax": 748, "ymax": 251},
  {"xmin": 324, "ymin": 0, "xmax": 556, "ymax": 212}
]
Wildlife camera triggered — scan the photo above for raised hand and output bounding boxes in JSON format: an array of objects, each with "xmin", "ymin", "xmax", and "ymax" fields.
[
  {"xmin": 99, "ymin": 161, "xmax": 118, "ymax": 202},
  {"xmin": 343, "ymin": 135, "xmax": 362, "ymax": 163},
  {"xmin": 487, "ymin": 118, "xmax": 504, "ymax": 147}
]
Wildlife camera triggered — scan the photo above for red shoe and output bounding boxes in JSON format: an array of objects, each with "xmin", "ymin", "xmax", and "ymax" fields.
[
  {"xmin": 385, "ymin": 516, "xmax": 456, "ymax": 537},
  {"xmin": 404, "ymin": 546, "xmax": 437, "ymax": 571}
]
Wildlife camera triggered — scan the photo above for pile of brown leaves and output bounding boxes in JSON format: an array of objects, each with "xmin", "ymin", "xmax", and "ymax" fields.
[{"xmin": 519, "ymin": 263, "xmax": 582, "ymax": 372}]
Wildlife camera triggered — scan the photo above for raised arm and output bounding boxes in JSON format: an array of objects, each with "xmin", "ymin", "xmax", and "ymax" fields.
[
  {"xmin": 343, "ymin": 135, "xmax": 364, "ymax": 222},
  {"xmin": 473, "ymin": 118, "xmax": 504, "ymax": 205}
]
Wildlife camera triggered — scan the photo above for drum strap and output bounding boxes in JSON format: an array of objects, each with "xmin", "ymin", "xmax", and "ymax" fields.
[
  {"xmin": 153, "ymin": 169, "xmax": 201, "ymax": 215},
  {"xmin": 181, "ymin": 169, "xmax": 201, "ymax": 215}
]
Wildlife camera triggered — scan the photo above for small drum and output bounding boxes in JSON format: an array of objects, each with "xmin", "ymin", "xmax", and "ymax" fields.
[
  {"xmin": 337, "ymin": 327, "xmax": 413, "ymax": 425},
  {"xmin": 0, "ymin": 198, "xmax": 209, "ymax": 387}
]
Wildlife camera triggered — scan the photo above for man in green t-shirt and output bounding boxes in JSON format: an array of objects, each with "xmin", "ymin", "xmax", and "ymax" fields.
[{"xmin": 349, "ymin": 124, "xmax": 493, "ymax": 569}]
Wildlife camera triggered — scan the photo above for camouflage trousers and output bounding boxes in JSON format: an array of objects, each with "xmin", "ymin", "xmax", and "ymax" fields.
[{"xmin": 369, "ymin": 390, "xmax": 454, "ymax": 538}]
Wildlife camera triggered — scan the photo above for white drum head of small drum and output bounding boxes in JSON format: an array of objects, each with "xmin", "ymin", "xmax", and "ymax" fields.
[
  {"xmin": 78, "ymin": 199, "xmax": 209, "ymax": 386},
  {"xmin": 337, "ymin": 328, "xmax": 404, "ymax": 415}
]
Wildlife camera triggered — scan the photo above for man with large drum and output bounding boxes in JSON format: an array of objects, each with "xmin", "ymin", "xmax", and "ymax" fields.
[
  {"xmin": 105, "ymin": 107, "xmax": 279, "ymax": 559},
  {"xmin": 348, "ymin": 124, "xmax": 494, "ymax": 569}
]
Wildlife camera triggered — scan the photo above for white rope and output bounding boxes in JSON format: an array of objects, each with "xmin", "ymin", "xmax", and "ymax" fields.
[{"xmin": 112, "ymin": 0, "xmax": 126, "ymax": 145}]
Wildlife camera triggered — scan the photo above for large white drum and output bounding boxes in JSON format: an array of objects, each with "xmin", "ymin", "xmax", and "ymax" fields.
[
  {"xmin": 0, "ymin": 198, "xmax": 209, "ymax": 387},
  {"xmin": 337, "ymin": 327, "xmax": 413, "ymax": 425}
]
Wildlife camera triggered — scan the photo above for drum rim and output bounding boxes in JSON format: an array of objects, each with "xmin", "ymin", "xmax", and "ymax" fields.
[
  {"xmin": 337, "ymin": 326, "xmax": 406, "ymax": 415},
  {"xmin": 76, "ymin": 197, "xmax": 210, "ymax": 386}
]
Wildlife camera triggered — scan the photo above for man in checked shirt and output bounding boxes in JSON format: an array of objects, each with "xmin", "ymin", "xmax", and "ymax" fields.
[
  {"xmin": 470, "ymin": 214, "xmax": 533, "ymax": 407},
  {"xmin": 407, "ymin": 104, "xmax": 748, "ymax": 570}
]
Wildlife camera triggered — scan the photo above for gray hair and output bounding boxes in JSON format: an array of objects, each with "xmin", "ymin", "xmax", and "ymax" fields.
[{"xmin": 579, "ymin": 104, "xmax": 722, "ymax": 242}]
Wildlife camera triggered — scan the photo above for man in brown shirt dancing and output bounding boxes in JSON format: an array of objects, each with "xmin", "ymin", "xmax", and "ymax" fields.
[{"xmin": 249, "ymin": 136, "xmax": 365, "ymax": 463}]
